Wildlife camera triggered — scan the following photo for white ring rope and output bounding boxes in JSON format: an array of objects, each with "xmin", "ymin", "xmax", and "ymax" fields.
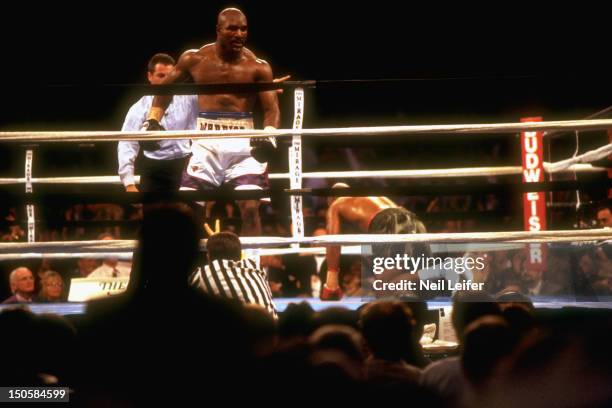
[
  {"xmin": 2, "ymin": 119, "xmax": 612, "ymax": 142},
  {"xmin": 0, "ymin": 164, "xmax": 604, "ymax": 186},
  {"xmin": 546, "ymin": 143, "xmax": 612, "ymax": 172},
  {"xmin": 1, "ymin": 229, "xmax": 610, "ymax": 256},
  {"xmin": 0, "ymin": 243, "xmax": 528, "ymax": 261}
]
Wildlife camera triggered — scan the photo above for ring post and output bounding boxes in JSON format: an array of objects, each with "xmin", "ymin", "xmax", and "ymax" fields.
[
  {"xmin": 290, "ymin": 88, "xmax": 305, "ymax": 248},
  {"xmin": 25, "ymin": 149, "xmax": 35, "ymax": 243}
]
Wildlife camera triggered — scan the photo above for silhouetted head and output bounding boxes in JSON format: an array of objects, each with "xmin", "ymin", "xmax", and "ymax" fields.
[
  {"xmin": 206, "ymin": 231, "xmax": 242, "ymax": 263},
  {"xmin": 131, "ymin": 203, "xmax": 201, "ymax": 295},
  {"xmin": 359, "ymin": 300, "xmax": 415, "ymax": 361}
]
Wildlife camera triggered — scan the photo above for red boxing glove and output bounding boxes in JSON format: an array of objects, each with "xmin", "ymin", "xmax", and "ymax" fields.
[{"xmin": 320, "ymin": 284, "xmax": 343, "ymax": 301}]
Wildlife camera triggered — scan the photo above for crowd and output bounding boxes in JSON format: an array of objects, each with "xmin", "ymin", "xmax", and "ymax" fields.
[{"xmin": 0, "ymin": 204, "xmax": 610, "ymax": 405}]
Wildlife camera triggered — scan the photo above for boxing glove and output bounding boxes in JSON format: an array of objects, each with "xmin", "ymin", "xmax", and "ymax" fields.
[
  {"xmin": 250, "ymin": 126, "xmax": 277, "ymax": 163},
  {"xmin": 320, "ymin": 284, "xmax": 343, "ymax": 301},
  {"xmin": 139, "ymin": 119, "xmax": 165, "ymax": 151}
]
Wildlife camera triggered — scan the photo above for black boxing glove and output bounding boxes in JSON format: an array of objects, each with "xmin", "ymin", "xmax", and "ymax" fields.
[
  {"xmin": 250, "ymin": 127, "xmax": 277, "ymax": 163},
  {"xmin": 139, "ymin": 119, "xmax": 165, "ymax": 151}
]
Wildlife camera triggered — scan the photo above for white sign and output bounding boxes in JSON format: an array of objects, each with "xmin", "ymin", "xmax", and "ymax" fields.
[{"xmin": 68, "ymin": 277, "xmax": 129, "ymax": 302}]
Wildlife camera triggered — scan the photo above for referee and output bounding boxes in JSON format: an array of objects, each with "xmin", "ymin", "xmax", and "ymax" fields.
[
  {"xmin": 118, "ymin": 53, "xmax": 198, "ymax": 192},
  {"xmin": 190, "ymin": 231, "xmax": 277, "ymax": 318}
]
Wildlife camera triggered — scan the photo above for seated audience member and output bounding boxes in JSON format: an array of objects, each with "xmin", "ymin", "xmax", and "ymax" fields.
[
  {"xmin": 243, "ymin": 304, "xmax": 278, "ymax": 356},
  {"xmin": 512, "ymin": 249, "xmax": 563, "ymax": 296},
  {"xmin": 420, "ymin": 291, "xmax": 501, "ymax": 402},
  {"xmin": 278, "ymin": 301, "xmax": 316, "ymax": 341},
  {"xmin": 76, "ymin": 204, "xmax": 250, "ymax": 404},
  {"xmin": 36, "ymin": 271, "xmax": 65, "ymax": 303},
  {"xmin": 308, "ymin": 324, "xmax": 366, "ymax": 364},
  {"xmin": 190, "ymin": 231, "xmax": 277, "ymax": 317},
  {"xmin": 308, "ymin": 324, "xmax": 367, "ymax": 395},
  {"xmin": 2, "ymin": 267, "xmax": 35, "ymax": 304},
  {"xmin": 460, "ymin": 315, "xmax": 518, "ymax": 406},
  {"xmin": 399, "ymin": 295, "xmax": 432, "ymax": 368},
  {"xmin": 0, "ymin": 308, "xmax": 40, "ymax": 384},
  {"xmin": 359, "ymin": 301, "xmax": 422, "ymax": 387},
  {"xmin": 73, "ymin": 258, "xmax": 99, "ymax": 278},
  {"xmin": 88, "ymin": 233, "xmax": 132, "ymax": 278},
  {"xmin": 596, "ymin": 201, "xmax": 612, "ymax": 228}
]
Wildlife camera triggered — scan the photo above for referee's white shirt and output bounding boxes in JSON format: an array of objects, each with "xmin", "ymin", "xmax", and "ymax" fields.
[
  {"xmin": 117, "ymin": 94, "xmax": 198, "ymax": 187},
  {"xmin": 190, "ymin": 258, "xmax": 277, "ymax": 318}
]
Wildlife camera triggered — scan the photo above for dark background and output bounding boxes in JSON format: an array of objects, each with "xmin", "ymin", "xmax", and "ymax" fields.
[
  {"xmin": 1, "ymin": 2, "xmax": 610, "ymax": 127},
  {"xmin": 0, "ymin": 2, "xmax": 609, "ymax": 177}
]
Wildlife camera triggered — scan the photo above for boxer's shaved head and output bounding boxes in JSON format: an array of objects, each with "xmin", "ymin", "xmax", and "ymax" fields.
[{"xmin": 217, "ymin": 8, "xmax": 246, "ymax": 27}]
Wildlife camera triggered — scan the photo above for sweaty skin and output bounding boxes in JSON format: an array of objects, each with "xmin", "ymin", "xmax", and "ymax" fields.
[
  {"xmin": 149, "ymin": 9, "xmax": 279, "ymax": 125},
  {"xmin": 325, "ymin": 196, "xmax": 397, "ymax": 290},
  {"xmin": 146, "ymin": 8, "xmax": 280, "ymax": 236}
]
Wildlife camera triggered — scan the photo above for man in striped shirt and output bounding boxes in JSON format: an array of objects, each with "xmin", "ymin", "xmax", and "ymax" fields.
[{"xmin": 190, "ymin": 232, "xmax": 277, "ymax": 318}]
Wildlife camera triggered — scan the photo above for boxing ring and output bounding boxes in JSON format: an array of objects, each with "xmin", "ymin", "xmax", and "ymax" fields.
[{"xmin": 1, "ymin": 81, "xmax": 612, "ymax": 314}]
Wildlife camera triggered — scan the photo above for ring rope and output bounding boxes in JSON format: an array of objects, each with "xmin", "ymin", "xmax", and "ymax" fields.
[
  {"xmin": 1, "ymin": 229, "xmax": 610, "ymax": 255},
  {"xmin": 0, "ymin": 164, "xmax": 604, "ymax": 186},
  {"xmin": 2, "ymin": 119, "xmax": 612, "ymax": 143},
  {"xmin": 545, "ymin": 143, "xmax": 612, "ymax": 172},
  {"xmin": 0, "ymin": 243, "xmax": 529, "ymax": 261}
]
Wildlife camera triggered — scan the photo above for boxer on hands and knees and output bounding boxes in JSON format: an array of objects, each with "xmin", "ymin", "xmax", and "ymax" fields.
[
  {"xmin": 322, "ymin": 183, "xmax": 427, "ymax": 300},
  {"xmin": 142, "ymin": 8, "xmax": 281, "ymax": 236},
  {"xmin": 119, "ymin": 53, "xmax": 197, "ymax": 192}
]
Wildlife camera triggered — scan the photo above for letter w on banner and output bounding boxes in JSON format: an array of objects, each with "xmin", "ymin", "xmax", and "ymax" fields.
[{"xmin": 521, "ymin": 117, "xmax": 547, "ymax": 272}]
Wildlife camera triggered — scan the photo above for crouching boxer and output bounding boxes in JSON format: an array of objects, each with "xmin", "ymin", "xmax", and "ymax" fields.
[{"xmin": 321, "ymin": 183, "xmax": 428, "ymax": 300}]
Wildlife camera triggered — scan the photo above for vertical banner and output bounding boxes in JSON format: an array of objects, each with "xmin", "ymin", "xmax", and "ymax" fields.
[
  {"xmin": 290, "ymin": 88, "xmax": 305, "ymax": 248},
  {"xmin": 25, "ymin": 149, "xmax": 35, "ymax": 243},
  {"xmin": 521, "ymin": 117, "xmax": 547, "ymax": 271}
]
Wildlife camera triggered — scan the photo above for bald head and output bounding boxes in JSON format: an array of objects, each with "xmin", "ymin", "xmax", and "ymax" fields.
[
  {"xmin": 217, "ymin": 8, "xmax": 246, "ymax": 26},
  {"xmin": 332, "ymin": 182, "xmax": 350, "ymax": 189},
  {"xmin": 9, "ymin": 267, "xmax": 34, "ymax": 297}
]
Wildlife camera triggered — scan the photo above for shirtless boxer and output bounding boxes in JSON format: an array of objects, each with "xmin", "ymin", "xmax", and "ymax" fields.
[
  {"xmin": 322, "ymin": 183, "xmax": 427, "ymax": 300},
  {"xmin": 142, "ymin": 8, "xmax": 280, "ymax": 236}
]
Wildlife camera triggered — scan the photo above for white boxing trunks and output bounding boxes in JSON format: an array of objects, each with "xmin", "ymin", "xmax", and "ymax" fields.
[{"xmin": 181, "ymin": 112, "xmax": 269, "ymax": 192}]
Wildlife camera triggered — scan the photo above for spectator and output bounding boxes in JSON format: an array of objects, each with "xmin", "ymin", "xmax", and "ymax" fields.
[
  {"xmin": 2, "ymin": 267, "xmax": 35, "ymax": 304},
  {"xmin": 399, "ymin": 296, "xmax": 432, "ymax": 368},
  {"xmin": 309, "ymin": 324, "xmax": 366, "ymax": 365},
  {"xmin": 243, "ymin": 304, "xmax": 278, "ymax": 356},
  {"xmin": 76, "ymin": 204, "xmax": 250, "ymax": 404},
  {"xmin": 461, "ymin": 315, "xmax": 518, "ymax": 406},
  {"xmin": 359, "ymin": 301, "xmax": 422, "ymax": 387},
  {"xmin": 596, "ymin": 202, "xmax": 612, "ymax": 228},
  {"xmin": 88, "ymin": 233, "xmax": 132, "ymax": 278},
  {"xmin": 420, "ymin": 291, "xmax": 501, "ymax": 402},
  {"xmin": 74, "ymin": 258, "xmax": 99, "ymax": 278},
  {"xmin": 190, "ymin": 231, "xmax": 277, "ymax": 317},
  {"xmin": 278, "ymin": 301, "xmax": 315, "ymax": 341},
  {"xmin": 36, "ymin": 271, "xmax": 65, "ymax": 303}
]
